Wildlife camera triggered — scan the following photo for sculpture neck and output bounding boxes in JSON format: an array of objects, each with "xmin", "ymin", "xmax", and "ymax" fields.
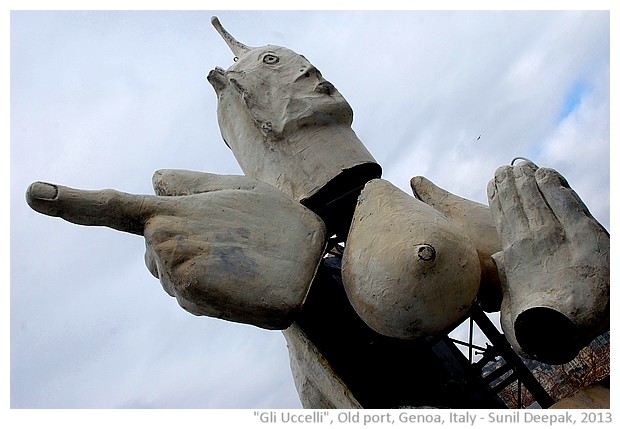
[
  {"xmin": 270, "ymin": 125, "xmax": 381, "ymax": 238},
  {"xmin": 265, "ymin": 124, "xmax": 379, "ymax": 201}
]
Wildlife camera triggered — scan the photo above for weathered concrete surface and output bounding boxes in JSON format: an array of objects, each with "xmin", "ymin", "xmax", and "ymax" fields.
[
  {"xmin": 207, "ymin": 18, "xmax": 381, "ymax": 205},
  {"xmin": 411, "ymin": 175, "xmax": 502, "ymax": 312},
  {"xmin": 342, "ymin": 179, "xmax": 481, "ymax": 339},
  {"xmin": 27, "ymin": 170, "xmax": 327, "ymax": 330},
  {"xmin": 550, "ymin": 383, "xmax": 610, "ymax": 409},
  {"xmin": 491, "ymin": 251, "xmax": 532, "ymax": 359},
  {"xmin": 283, "ymin": 323, "xmax": 362, "ymax": 409},
  {"xmin": 487, "ymin": 161, "xmax": 610, "ymax": 364}
]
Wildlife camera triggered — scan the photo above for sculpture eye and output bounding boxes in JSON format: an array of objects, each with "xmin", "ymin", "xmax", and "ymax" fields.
[{"xmin": 263, "ymin": 54, "xmax": 279, "ymax": 64}]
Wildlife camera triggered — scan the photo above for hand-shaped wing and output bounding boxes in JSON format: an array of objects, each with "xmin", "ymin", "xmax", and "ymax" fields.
[
  {"xmin": 487, "ymin": 161, "xmax": 609, "ymax": 364},
  {"xmin": 27, "ymin": 173, "xmax": 327, "ymax": 330}
]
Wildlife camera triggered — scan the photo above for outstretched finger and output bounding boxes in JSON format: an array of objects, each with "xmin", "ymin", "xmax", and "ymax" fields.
[
  {"xmin": 512, "ymin": 161, "xmax": 559, "ymax": 239},
  {"xmin": 26, "ymin": 181, "xmax": 164, "ymax": 235},
  {"xmin": 410, "ymin": 176, "xmax": 451, "ymax": 205},
  {"xmin": 535, "ymin": 167, "xmax": 609, "ymax": 240},
  {"xmin": 487, "ymin": 165, "xmax": 528, "ymax": 248},
  {"xmin": 152, "ymin": 169, "xmax": 264, "ymax": 197},
  {"xmin": 411, "ymin": 174, "xmax": 499, "ymax": 250}
]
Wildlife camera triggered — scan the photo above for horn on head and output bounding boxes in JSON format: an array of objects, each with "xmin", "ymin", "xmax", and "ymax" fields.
[{"xmin": 211, "ymin": 16, "xmax": 252, "ymax": 58}]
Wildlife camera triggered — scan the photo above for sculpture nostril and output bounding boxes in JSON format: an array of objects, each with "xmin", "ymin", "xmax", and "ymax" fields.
[
  {"xmin": 315, "ymin": 81, "xmax": 335, "ymax": 95},
  {"xmin": 304, "ymin": 72, "xmax": 310, "ymax": 78}
]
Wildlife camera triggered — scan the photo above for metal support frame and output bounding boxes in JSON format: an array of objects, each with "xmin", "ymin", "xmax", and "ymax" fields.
[{"xmin": 448, "ymin": 303, "xmax": 555, "ymax": 408}]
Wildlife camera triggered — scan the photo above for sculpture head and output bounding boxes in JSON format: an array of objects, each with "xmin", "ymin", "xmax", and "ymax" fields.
[
  {"xmin": 208, "ymin": 17, "xmax": 354, "ymax": 137},
  {"xmin": 207, "ymin": 17, "xmax": 381, "ymax": 234}
]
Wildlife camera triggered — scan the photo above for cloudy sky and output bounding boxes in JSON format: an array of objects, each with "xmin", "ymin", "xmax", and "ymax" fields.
[{"xmin": 9, "ymin": 8, "xmax": 611, "ymax": 410}]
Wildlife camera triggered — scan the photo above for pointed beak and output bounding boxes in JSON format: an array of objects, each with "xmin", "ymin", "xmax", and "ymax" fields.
[{"xmin": 211, "ymin": 16, "xmax": 252, "ymax": 58}]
